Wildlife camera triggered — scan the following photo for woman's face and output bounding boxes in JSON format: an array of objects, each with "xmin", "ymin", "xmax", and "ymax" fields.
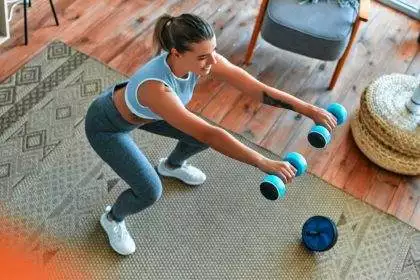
[{"xmin": 172, "ymin": 36, "xmax": 218, "ymax": 76}]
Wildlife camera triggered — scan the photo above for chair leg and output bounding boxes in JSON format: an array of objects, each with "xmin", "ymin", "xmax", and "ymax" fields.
[
  {"xmin": 49, "ymin": 0, "xmax": 59, "ymax": 26},
  {"xmin": 328, "ymin": 18, "xmax": 362, "ymax": 90},
  {"xmin": 28, "ymin": 0, "xmax": 31, "ymax": 7},
  {"xmin": 24, "ymin": 0, "xmax": 28, "ymax": 45},
  {"xmin": 244, "ymin": 0, "xmax": 270, "ymax": 65}
]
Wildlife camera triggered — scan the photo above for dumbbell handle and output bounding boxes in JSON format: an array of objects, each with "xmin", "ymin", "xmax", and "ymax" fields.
[
  {"xmin": 260, "ymin": 152, "xmax": 307, "ymax": 200},
  {"xmin": 308, "ymin": 103, "xmax": 347, "ymax": 148},
  {"xmin": 283, "ymin": 152, "xmax": 307, "ymax": 177}
]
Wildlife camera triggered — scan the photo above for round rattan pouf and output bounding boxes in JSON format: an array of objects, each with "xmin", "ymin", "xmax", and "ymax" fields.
[{"xmin": 350, "ymin": 74, "xmax": 420, "ymax": 175}]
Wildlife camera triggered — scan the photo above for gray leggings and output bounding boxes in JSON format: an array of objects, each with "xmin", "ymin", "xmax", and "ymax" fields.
[{"xmin": 84, "ymin": 82, "xmax": 208, "ymax": 222}]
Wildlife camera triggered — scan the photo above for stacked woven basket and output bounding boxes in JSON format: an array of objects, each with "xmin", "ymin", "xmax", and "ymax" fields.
[{"xmin": 351, "ymin": 74, "xmax": 420, "ymax": 176}]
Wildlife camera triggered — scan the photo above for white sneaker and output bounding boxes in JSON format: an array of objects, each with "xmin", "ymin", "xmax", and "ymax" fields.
[
  {"xmin": 100, "ymin": 206, "xmax": 136, "ymax": 255},
  {"xmin": 157, "ymin": 158, "xmax": 206, "ymax": 186}
]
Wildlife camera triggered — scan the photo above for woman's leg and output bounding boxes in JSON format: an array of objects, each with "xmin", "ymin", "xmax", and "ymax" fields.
[
  {"xmin": 89, "ymin": 132, "xmax": 163, "ymax": 221},
  {"xmin": 84, "ymin": 88, "xmax": 162, "ymax": 255},
  {"xmin": 85, "ymin": 89, "xmax": 162, "ymax": 222},
  {"xmin": 86, "ymin": 129, "xmax": 162, "ymax": 255},
  {"xmin": 139, "ymin": 120, "xmax": 209, "ymax": 167},
  {"xmin": 139, "ymin": 120, "xmax": 209, "ymax": 185}
]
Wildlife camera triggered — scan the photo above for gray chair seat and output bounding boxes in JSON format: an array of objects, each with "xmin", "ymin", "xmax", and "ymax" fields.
[{"xmin": 261, "ymin": 0, "xmax": 358, "ymax": 61}]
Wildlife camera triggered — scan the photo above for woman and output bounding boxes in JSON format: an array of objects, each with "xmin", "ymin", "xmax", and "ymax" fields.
[{"xmin": 84, "ymin": 13, "xmax": 337, "ymax": 255}]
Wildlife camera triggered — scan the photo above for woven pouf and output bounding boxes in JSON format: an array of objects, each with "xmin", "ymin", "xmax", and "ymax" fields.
[{"xmin": 350, "ymin": 74, "xmax": 420, "ymax": 175}]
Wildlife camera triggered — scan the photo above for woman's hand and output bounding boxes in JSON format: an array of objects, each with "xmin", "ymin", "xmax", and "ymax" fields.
[
  {"xmin": 307, "ymin": 106, "xmax": 337, "ymax": 132},
  {"xmin": 257, "ymin": 158, "xmax": 297, "ymax": 184}
]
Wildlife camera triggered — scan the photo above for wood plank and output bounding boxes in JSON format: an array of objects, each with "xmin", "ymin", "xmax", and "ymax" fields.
[
  {"xmin": 259, "ymin": 107, "xmax": 310, "ymax": 156},
  {"xmin": 387, "ymin": 177, "xmax": 420, "ymax": 222},
  {"xmin": 406, "ymin": 177, "xmax": 419, "ymax": 228},
  {"xmin": 322, "ymin": 132, "xmax": 359, "ymax": 189},
  {"xmin": 220, "ymin": 95, "xmax": 261, "ymax": 138},
  {"xmin": 405, "ymin": 50, "xmax": 420, "ymax": 77},
  {"xmin": 341, "ymin": 153, "xmax": 378, "ymax": 201},
  {"xmin": 75, "ymin": 1, "xmax": 163, "ymax": 62},
  {"xmin": 364, "ymin": 169, "xmax": 401, "ymax": 212},
  {"xmin": 410, "ymin": 196, "xmax": 420, "ymax": 229},
  {"xmin": 238, "ymin": 105, "xmax": 283, "ymax": 144},
  {"xmin": 388, "ymin": 178, "xmax": 419, "ymax": 224},
  {"xmin": 187, "ymin": 77, "xmax": 225, "ymax": 113},
  {"xmin": 384, "ymin": 21, "xmax": 420, "ymax": 74},
  {"xmin": 382, "ymin": 18, "xmax": 420, "ymax": 74},
  {"xmin": 200, "ymin": 84, "xmax": 242, "ymax": 123},
  {"xmin": 65, "ymin": 0, "xmax": 168, "ymax": 63}
]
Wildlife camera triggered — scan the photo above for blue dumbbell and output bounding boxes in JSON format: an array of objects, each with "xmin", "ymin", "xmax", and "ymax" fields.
[
  {"xmin": 307, "ymin": 103, "xmax": 347, "ymax": 149},
  {"xmin": 260, "ymin": 152, "xmax": 307, "ymax": 200}
]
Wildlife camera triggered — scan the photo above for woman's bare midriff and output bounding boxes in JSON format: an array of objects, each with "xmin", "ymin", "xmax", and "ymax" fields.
[{"xmin": 112, "ymin": 84, "xmax": 156, "ymax": 126}]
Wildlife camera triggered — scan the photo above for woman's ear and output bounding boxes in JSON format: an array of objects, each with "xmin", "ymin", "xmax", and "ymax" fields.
[{"xmin": 170, "ymin": 48, "xmax": 181, "ymax": 58}]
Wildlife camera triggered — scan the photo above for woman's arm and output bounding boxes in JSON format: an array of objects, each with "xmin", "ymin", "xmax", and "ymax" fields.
[
  {"xmin": 209, "ymin": 54, "xmax": 312, "ymax": 113},
  {"xmin": 138, "ymin": 81, "xmax": 296, "ymax": 183},
  {"xmin": 210, "ymin": 54, "xmax": 337, "ymax": 131}
]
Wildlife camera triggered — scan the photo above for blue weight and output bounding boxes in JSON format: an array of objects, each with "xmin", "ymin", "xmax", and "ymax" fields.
[
  {"xmin": 302, "ymin": 216, "xmax": 338, "ymax": 252},
  {"xmin": 327, "ymin": 103, "xmax": 347, "ymax": 126},
  {"xmin": 308, "ymin": 125, "xmax": 331, "ymax": 149},
  {"xmin": 260, "ymin": 174, "xmax": 286, "ymax": 200},
  {"xmin": 283, "ymin": 152, "xmax": 307, "ymax": 176}
]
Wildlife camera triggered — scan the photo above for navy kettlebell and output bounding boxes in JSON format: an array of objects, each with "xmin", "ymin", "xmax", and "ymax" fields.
[
  {"xmin": 260, "ymin": 152, "xmax": 307, "ymax": 200},
  {"xmin": 307, "ymin": 103, "xmax": 347, "ymax": 149},
  {"xmin": 302, "ymin": 216, "xmax": 338, "ymax": 252}
]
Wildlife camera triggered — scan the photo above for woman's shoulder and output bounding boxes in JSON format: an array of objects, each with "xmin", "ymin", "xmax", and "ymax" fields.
[
  {"xmin": 136, "ymin": 53, "xmax": 166, "ymax": 72},
  {"xmin": 129, "ymin": 53, "xmax": 168, "ymax": 80}
]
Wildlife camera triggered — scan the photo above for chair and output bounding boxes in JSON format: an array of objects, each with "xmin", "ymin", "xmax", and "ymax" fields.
[
  {"xmin": 7, "ymin": 0, "xmax": 59, "ymax": 45},
  {"xmin": 245, "ymin": 0, "xmax": 370, "ymax": 90}
]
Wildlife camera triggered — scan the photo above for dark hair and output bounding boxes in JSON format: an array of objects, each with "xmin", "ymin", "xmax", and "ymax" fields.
[{"xmin": 153, "ymin": 13, "xmax": 214, "ymax": 55}]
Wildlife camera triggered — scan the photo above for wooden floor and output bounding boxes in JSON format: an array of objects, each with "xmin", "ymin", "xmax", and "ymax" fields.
[{"xmin": 0, "ymin": 0, "xmax": 419, "ymax": 229}]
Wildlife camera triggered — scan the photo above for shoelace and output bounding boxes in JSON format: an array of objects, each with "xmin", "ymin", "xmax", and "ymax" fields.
[
  {"xmin": 181, "ymin": 162, "xmax": 191, "ymax": 168},
  {"xmin": 113, "ymin": 222, "xmax": 128, "ymax": 240},
  {"xmin": 180, "ymin": 162, "xmax": 200, "ymax": 178}
]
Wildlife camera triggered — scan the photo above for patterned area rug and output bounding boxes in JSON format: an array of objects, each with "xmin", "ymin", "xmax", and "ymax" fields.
[{"xmin": 0, "ymin": 41, "xmax": 419, "ymax": 280}]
